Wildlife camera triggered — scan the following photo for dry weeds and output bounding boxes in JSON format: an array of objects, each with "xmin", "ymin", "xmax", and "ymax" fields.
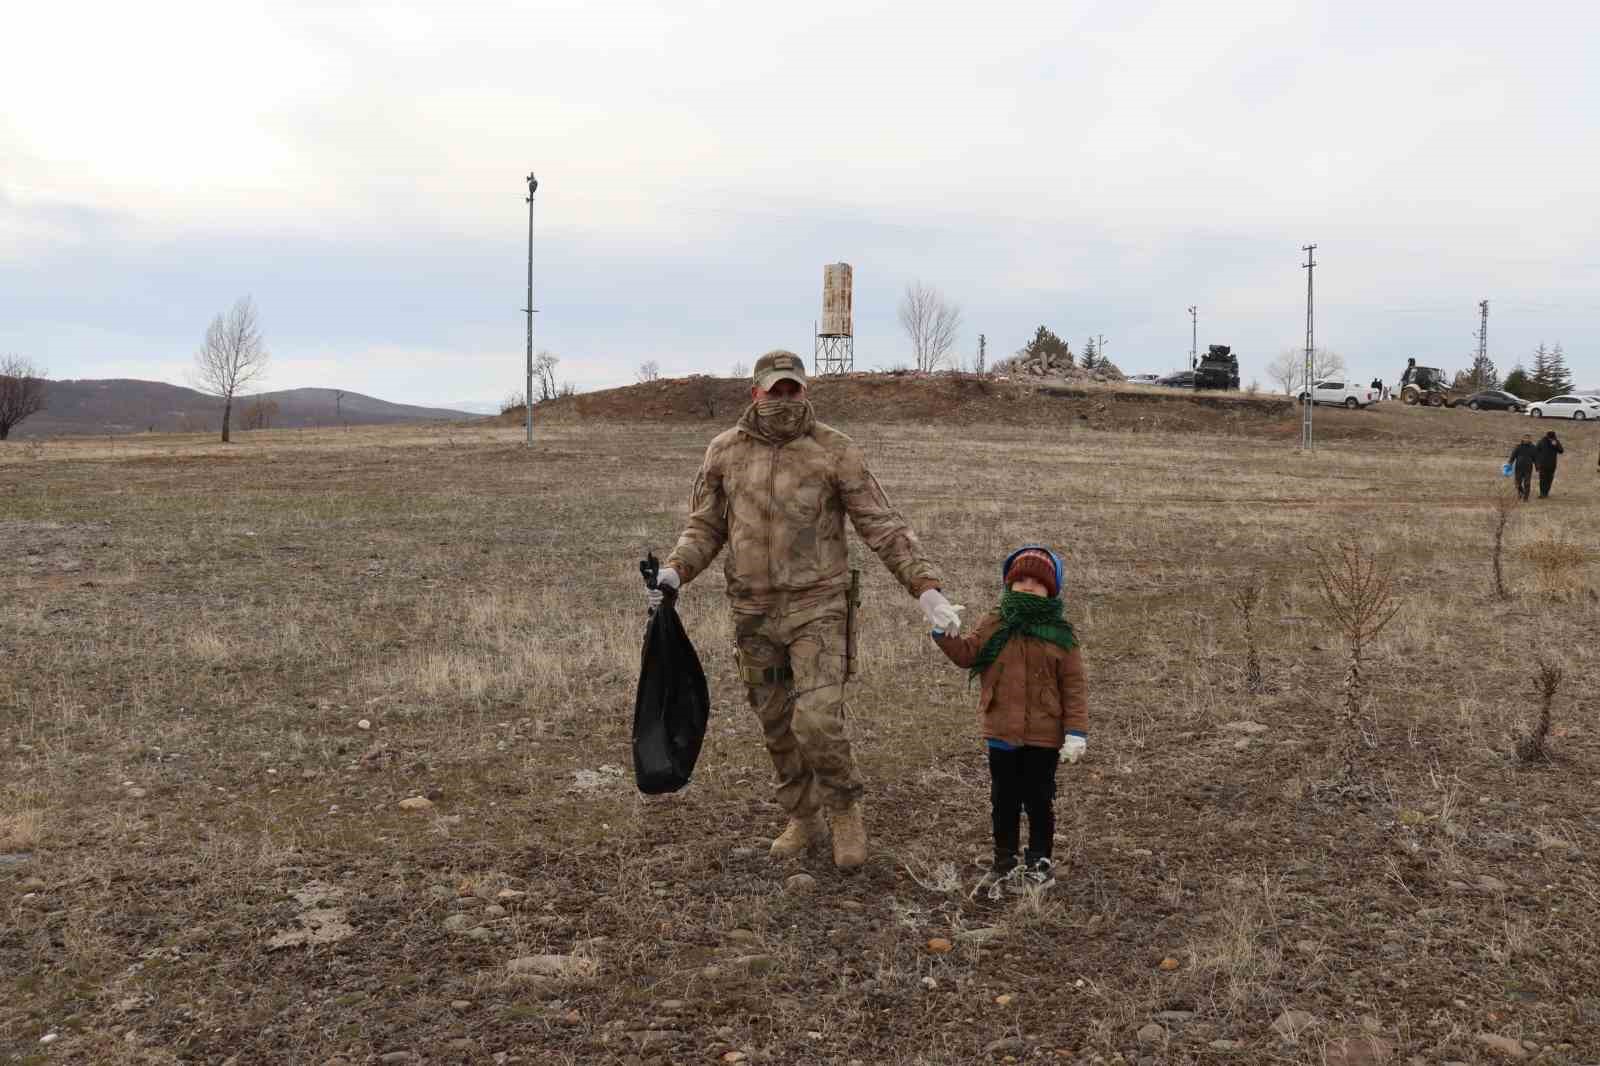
[{"xmin": 3, "ymin": 416, "xmax": 1599, "ymax": 1063}]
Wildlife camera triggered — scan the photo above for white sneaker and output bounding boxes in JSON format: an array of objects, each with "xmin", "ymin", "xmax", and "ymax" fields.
[{"xmin": 1015, "ymin": 857, "xmax": 1056, "ymax": 892}]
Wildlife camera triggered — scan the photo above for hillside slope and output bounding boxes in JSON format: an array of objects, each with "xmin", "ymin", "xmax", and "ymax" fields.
[
  {"xmin": 523, "ymin": 371, "xmax": 1544, "ymax": 449},
  {"xmin": 14, "ymin": 379, "xmax": 478, "ymax": 438}
]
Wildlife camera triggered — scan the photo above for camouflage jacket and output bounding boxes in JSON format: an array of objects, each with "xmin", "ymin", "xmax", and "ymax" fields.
[{"xmin": 666, "ymin": 403, "xmax": 942, "ymax": 608}]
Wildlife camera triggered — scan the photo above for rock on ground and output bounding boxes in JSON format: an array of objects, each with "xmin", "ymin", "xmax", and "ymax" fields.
[
  {"xmin": 506, "ymin": 954, "xmax": 598, "ymax": 980},
  {"xmin": 1272, "ymin": 1009, "xmax": 1319, "ymax": 1038},
  {"xmin": 1477, "ymin": 1033, "xmax": 1528, "ymax": 1059}
]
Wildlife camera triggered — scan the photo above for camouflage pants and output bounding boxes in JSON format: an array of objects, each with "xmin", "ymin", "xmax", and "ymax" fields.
[{"xmin": 733, "ymin": 596, "xmax": 862, "ymax": 816}]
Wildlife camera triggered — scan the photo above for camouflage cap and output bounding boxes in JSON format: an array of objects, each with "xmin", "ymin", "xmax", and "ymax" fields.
[{"xmin": 753, "ymin": 350, "xmax": 807, "ymax": 391}]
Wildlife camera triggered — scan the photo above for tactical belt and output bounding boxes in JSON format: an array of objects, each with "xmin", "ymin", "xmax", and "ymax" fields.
[{"xmin": 740, "ymin": 664, "xmax": 793, "ymax": 686}]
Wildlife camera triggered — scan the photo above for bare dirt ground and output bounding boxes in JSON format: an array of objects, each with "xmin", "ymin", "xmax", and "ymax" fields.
[{"xmin": 3, "ymin": 405, "xmax": 1599, "ymax": 1065}]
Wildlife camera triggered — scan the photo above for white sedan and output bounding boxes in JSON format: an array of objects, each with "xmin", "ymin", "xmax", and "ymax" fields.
[{"xmin": 1527, "ymin": 395, "xmax": 1596, "ymax": 419}]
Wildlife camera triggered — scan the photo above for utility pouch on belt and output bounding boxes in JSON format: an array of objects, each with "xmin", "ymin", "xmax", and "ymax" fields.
[
  {"xmin": 845, "ymin": 568, "xmax": 862, "ymax": 678},
  {"xmin": 739, "ymin": 660, "xmax": 793, "ymax": 686}
]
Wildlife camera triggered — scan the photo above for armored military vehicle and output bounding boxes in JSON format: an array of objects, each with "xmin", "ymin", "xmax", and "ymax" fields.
[{"xmin": 1194, "ymin": 345, "xmax": 1241, "ymax": 390}]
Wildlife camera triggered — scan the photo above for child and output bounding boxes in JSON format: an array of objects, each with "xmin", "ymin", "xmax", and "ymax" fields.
[{"xmin": 932, "ymin": 546, "xmax": 1087, "ymax": 893}]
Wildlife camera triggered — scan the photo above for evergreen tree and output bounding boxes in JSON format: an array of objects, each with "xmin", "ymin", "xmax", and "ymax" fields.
[
  {"xmin": 1020, "ymin": 326, "xmax": 1073, "ymax": 367},
  {"xmin": 1546, "ymin": 342, "xmax": 1573, "ymax": 394},
  {"xmin": 1082, "ymin": 337, "xmax": 1098, "ymax": 369},
  {"xmin": 1467, "ymin": 351, "xmax": 1500, "ymax": 391},
  {"xmin": 1503, "ymin": 363, "xmax": 1536, "ymax": 400},
  {"xmin": 1528, "ymin": 343, "xmax": 1556, "ymax": 400}
]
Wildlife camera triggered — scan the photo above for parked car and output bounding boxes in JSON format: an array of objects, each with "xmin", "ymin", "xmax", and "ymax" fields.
[
  {"xmin": 1527, "ymin": 395, "xmax": 1594, "ymax": 419},
  {"xmin": 1460, "ymin": 390, "xmax": 1528, "ymax": 412},
  {"xmin": 1156, "ymin": 371, "xmax": 1196, "ymax": 388},
  {"xmin": 1296, "ymin": 380, "xmax": 1378, "ymax": 409},
  {"xmin": 1128, "ymin": 373, "xmax": 1162, "ymax": 384}
]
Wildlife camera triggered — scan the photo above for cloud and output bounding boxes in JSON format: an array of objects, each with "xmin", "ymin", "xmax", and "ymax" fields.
[{"xmin": 3, "ymin": 0, "xmax": 1598, "ymax": 402}]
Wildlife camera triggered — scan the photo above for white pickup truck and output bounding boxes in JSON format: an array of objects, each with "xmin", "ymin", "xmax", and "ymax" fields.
[{"xmin": 1297, "ymin": 379, "xmax": 1379, "ymax": 409}]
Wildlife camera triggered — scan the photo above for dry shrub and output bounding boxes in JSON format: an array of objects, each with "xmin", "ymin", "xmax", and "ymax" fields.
[
  {"xmin": 1490, "ymin": 485, "xmax": 1517, "ymax": 599},
  {"xmin": 1314, "ymin": 539, "xmax": 1400, "ymax": 778},
  {"xmin": 1229, "ymin": 573, "xmax": 1266, "ymax": 693},
  {"xmin": 1520, "ymin": 533, "xmax": 1589, "ymax": 594},
  {"xmin": 1517, "ymin": 659, "xmax": 1563, "ymax": 763}
]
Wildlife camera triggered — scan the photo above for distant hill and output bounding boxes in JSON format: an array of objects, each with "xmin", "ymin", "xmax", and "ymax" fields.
[{"xmin": 11, "ymin": 379, "xmax": 481, "ymax": 438}]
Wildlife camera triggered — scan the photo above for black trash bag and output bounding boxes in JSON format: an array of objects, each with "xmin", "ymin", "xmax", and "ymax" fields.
[{"xmin": 632, "ymin": 554, "xmax": 710, "ymax": 794}]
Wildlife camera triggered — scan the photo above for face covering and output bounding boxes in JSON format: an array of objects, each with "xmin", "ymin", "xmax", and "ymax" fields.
[{"xmin": 754, "ymin": 398, "xmax": 812, "ymax": 441}]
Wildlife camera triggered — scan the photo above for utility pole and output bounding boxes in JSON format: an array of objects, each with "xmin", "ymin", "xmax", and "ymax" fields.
[
  {"xmin": 523, "ymin": 172, "xmax": 539, "ymax": 447},
  {"xmin": 1098, "ymin": 334, "xmax": 1107, "ymax": 369},
  {"xmin": 977, "ymin": 333, "xmax": 987, "ymax": 375},
  {"xmin": 1475, "ymin": 299, "xmax": 1489, "ymax": 384},
  {"xmin": 1188, "ymin": 306, "xmax": 1197, "ymax": 369},
  {"xmin": 1301, "ymin": 244, "xmax": 1317, "ymax": 451}
]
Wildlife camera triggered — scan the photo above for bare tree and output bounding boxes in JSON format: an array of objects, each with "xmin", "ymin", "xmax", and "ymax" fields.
[
  {"xmin": 637, "ymin": 360, "xmax": 661, "ymax": 383},
  {"xmin": 898, "ymin": 281, "xmax": 962, "ymax": 372},
  {"xmin": 0, "ymin": 355, "xmax": 48, "ymax": 440},
  {"xmin": 1315, "ymin": 349, "xmax": 1347, "ymax": 381},
  {"xmin": 191, "ymin": 297, "xmax": 269, "ymax": 443},
  {"xmin": 533, "ymin": 351, "xmax": 561, "ymax": 401},
  {"xmin": 730, "ymin": 361, "xmax": 750, "ymax": 380},
  {"xmin": 1271, "ymin": 348, "xmax": 1346, "ymax": 395},
  {"xmin": 1266, "ymin": 350, "xmax": 1301, "ymax": 395}
]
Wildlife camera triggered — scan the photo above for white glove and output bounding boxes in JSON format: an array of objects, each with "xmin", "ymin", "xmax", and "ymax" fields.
[
  {"xmin": 1062, "ymin": 734, "xmax": 1086, "ymax": 764},
  {"xmin": 646, "ymin": 566, "xmax": 680, "ymax": 610},
  {"xmin": 919, "ymin": 589, "xmax": 965, "ymax": 636}
]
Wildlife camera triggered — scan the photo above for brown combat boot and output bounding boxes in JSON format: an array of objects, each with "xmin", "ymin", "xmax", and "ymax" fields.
[
  {"xmin": 769, "ymin": 812, "xmax": 826, "ymax": 860},
  {"xmin": 828, "ymin": 802, "xmax": 867, "ymax": 870}
]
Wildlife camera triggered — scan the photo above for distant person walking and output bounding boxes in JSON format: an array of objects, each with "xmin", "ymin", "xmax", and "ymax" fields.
[
  {"xmin": 1508, "ymin": 434, "xmax": 1537, "ymax": 501},
  {"xmin": 1534, "ymin": 430, "xmax": 1565, "ymax": 499}
]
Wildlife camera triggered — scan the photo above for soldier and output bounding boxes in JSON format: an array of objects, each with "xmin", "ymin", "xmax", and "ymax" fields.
[{"xmin": 648, "ymin": 351, "xmax": 961, "ymax": 869}]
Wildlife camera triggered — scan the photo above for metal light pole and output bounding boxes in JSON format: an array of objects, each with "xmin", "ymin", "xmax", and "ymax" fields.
[
  {"xmin": 523, "ymin": 172, "xmax": 538, "ymax": 447},
  {"xmin": 1301, "ymin": 244, "xmax": 1317, "ymax": 450},
  {"xmin": 1188, "ymin": 306, "xmax": 1197, "ymax": 369}
]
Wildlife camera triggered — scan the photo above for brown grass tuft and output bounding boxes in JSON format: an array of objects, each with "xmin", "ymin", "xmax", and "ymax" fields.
[{"xmin": 1521, "ymin": 533, "xmax": 1590, "ymax": 594}]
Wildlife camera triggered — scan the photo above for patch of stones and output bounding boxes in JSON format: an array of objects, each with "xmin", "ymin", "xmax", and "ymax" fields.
[
  {"xmin": 435, "ymin": 882, "xmax": 532, "ymax": 944},
  {"xmin": 266, "ymin": 881, "xmax": 355, "ymax": 950}
]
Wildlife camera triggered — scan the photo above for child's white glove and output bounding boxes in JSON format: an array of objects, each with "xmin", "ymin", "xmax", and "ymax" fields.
[
  {"xmin": 920, "ymin": 589, "xmax": 964, "ymax": 636},
  {"xmin": 1062, "ymin": 734, "xmax": 1086, "ymax": 764},
  {"xmin": 646, "ymin": 566, "xmax": 680, "ymax": 610}
]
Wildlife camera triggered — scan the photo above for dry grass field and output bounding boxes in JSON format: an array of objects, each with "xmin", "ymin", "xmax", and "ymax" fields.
[{"xmin": 4, "ymin": 406, "xmax": 1600, "ymax": 1065}]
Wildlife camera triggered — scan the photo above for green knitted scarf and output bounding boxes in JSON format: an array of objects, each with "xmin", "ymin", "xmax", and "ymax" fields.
[{"xmin": 970, "ymin": 590, "xmax": 1078, "ymax": 681}]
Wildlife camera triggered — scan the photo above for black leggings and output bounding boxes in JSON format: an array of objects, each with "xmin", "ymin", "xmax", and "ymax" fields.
[
  {"xmin": 1538, "ymin": 466, "xmax": 1556, "ymax": 498},
  {"xmin": 988, "ymin": 745, "xmax": 1060, "ymax": 861}
]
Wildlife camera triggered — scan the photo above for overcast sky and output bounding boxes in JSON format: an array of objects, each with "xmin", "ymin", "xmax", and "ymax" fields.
[{"xmin": 4, "ymin": 1, "xmax": 1597, "ymax": 406}]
